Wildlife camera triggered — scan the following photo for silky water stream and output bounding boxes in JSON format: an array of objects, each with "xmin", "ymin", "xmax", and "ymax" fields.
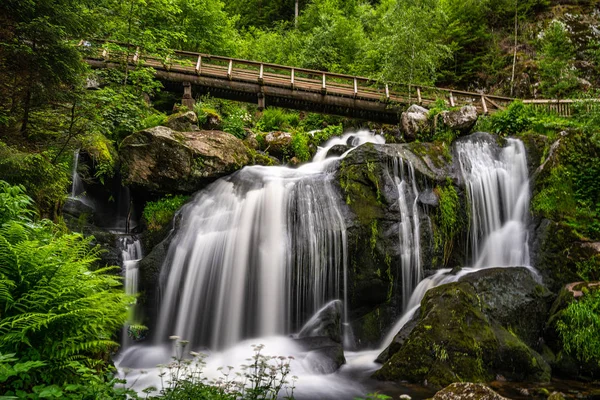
[{"xmin": 116, "ymin": 132, "xmax": 536, "ymax": 399}]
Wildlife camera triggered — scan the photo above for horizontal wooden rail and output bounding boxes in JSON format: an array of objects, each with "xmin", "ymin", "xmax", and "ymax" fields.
[{"xmin": 79, "ymin": 39, "xmax": 593, "ymax": 119}]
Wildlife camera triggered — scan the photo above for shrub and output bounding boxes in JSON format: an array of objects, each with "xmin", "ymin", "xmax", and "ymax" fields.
[
  {"xmin": 257, "ymin": 108, "xmax": 300, "ymax": 132},
  {"xmin": 434, "ymin": 179, "xmax": 461, "ymax": 266},
  {"xmin": 0, "ymin": 142, "xmax": 70, "ymax": 218},
  {"xmin": 143, "ymin": 195, "xmax": 189, "ymax": 233},
  {"xmin": 556, "ymin": 289, "xmax": 600, "ymax": 366}
]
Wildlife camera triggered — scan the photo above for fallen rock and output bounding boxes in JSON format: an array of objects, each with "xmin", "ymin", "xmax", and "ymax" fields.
[
  {"xmin": 165, "ymin": 111, "xmax": 199, "ymax": 132},
  {"xmin": 433, "ymin": 383, "xmax": 508, "ymax": 400},
  {"xmin": 120, "ymin": 126, "xmax": 251, "ymax": 194},
  {"xmin": 439, "ymin": 105, "xmax": 478, "ymax": 134},
  {"xmin": 401, "ymin": 105, "xmax": 430, "ymax": 141},
  {"xmin": 325, "ymin": 144, "xmax": 349, "ymax": 159}
]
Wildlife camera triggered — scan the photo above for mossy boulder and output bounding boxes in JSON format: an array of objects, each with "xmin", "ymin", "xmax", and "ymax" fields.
[
  {"xmin": 433, "ymin": 383, "xmax": 508, "ymax": 400},
  {"xmin": 373, "ymin": 267, "xmax": 552, "ymax": 389},
  {"xmin": 164, "ymin": 111, "xmax": 199, "ymax": 132},
  {"xmin": 120, "ymin": 126, "xmax": 251, "ymax": 195}
]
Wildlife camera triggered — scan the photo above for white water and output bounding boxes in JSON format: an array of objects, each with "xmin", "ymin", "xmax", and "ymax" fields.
[
  {"xmin": 117, "ymin": 132, "xmax": 535, "ymax": 398},
  {"xmin": 390, "ymin": 158, "xmax": 423, "ymax": 310},
  {"xmin": 70, "ymin": 150, "xmax": 85, "ymax": 198},
  {"xmin": 118, "ymin": 236, "xmax": 143, "ymax": 350},
  {"xmin": 381, "ymin": 135, "xmax": 534, "ymax": 349},
  {"xmin": 117, "ymin": 130, "xmax": 388, "ymax": 398}
]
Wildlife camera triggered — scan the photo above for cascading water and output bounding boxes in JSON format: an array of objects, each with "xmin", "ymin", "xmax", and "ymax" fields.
[
  {"xmin": 381, "ymin": 134, "xmax": 534, "ymax": 349},
  {"xmin": 118, "ymin": 236, "xmax": 143, "ymax": 350},
  {"xmin": 117, "ymin": 131, "xmax": 387, "ymax": 399},
  {"xmin": 70, "ymin": 150, "xmax": 85, "ymax": 199},
  {"xmin": 390, "ymin": 157, "xmax": 423, "ymax": 310}
]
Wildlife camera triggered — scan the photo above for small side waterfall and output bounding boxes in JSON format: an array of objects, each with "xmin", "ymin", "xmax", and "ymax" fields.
[
  {"xmin": 390, "ymin": 158, "xmax": 423, "ymax": 310},
  {"xmin": 381, "ymin": 135, "xmax": 533, "ymax": 349},
  {"xmin": 70, "ymin": 150, "xmax": 85, "ymax": 199},
  {"xmin": 118, "ymin": 236, "xmax": 143, "ymax": 350}
]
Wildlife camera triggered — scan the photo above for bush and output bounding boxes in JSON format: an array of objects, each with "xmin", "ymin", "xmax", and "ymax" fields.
[
  {"xmin": 556, "ymin": 289, "xmax": 600, "ymax": 366},
  {"xmin": 143, "ymin": 195, "xmax": 189, "ymax": 232},
  {"xmin": 257, "ymin": 108, "xmax": 300, "ymax": 132},
  {"xmin": 0, "ymin": 142, "xmax": 70, "ymax": 218}
]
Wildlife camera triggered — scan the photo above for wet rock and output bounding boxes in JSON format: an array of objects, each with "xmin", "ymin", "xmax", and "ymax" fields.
[
  {"xmin": 298, "ymin": 300, "xmax": 343, "ymax": 343},
  {"xmin": 418, "ymin": 188, "xmax": 440, "ymax": 207},
  {"xmin": 63, "ymin": 198, "xmax": 94, "ymax": 221},
  {"xmin": 165, "ymin": 111, "xmax": 199, "ymax": 132},
  {"xmin": 294, "ymin": 336, "xmax": 346, "ymax": 374},
  {"xmin": 433, "ymin": 383, "xmax": 508, "ymax": 400},
  {"xmin": 439, "ymin": 105, "xmax": 478, "ymax": 134},
  {"xmin": 374, "ymin": 268, "xmax": 551, "ymax": 389},
  {"xmin": 401, "ymin": 105, "xmax": 430, "ymax": 141},
  {"xmin": 120, "ymin": 126, "xmax": 251, "ymax": 194},
  {"xmin": 264, "ymin": 131, "xmax": 292, "ymax": 158},
  {"xmin": 547, "ymin": 392, "xmax": 566, "ymax": 400},
  {"xmin": 326, "ymin": 144, "xmax": 349, "ymax": 159}
]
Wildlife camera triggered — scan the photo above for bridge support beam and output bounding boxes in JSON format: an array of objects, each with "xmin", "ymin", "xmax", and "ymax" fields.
[
  {"xmin": 257, "ymin": 92, "xmax": 265, "ymax": 111},
  {"xmin": 182, "ymin": 82, "xmax": 195, "ymax": 110}
]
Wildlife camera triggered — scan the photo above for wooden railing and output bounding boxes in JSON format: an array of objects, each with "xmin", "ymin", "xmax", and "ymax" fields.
[{"xmin": 80, "ymin": 40, "xmax": 596, "ymax": 118}]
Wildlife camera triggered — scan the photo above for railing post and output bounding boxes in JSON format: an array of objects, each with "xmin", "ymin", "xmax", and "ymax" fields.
[
  {"xmin": 385, "ymin": 84, "xmax": 390, "ymax": 99},
  {"xmin": 417, "ymin": 87, "xmax": 422, "ymax": 104},
  {"xmin": 195, "ymin": 55, "xmax": 202, "ymax": 75},
  {"xmin": 132, "ymin": 47, "xmax": 140, "ymax": 63},
  {"xmin": 102, "ymin": 48, "xmax": 108, "ymax": 60},
  {"xmin": 291, "ymin": 68, "xmax": 295, "ymax": 88},
  {"xmin": 449, "ymin": 91, "xmax": 455, "ymax": 107},
  {"xmin": 321, "ymin": 73, "xmax": 327, "ymax": 94},
  {"xmin": 258, "ymin": 63, "xmax": 264, "ymax": 84},
  {"xmin": 227, "ymin": 59, "xmax": 233, "ymax": 79},
  {"xmin": 164, "ymin": 56, "xmax": 171, "ymax": 71},
  {"xmin": 353, "ymin": 78, "xmax": 358, "ymax": 98},
  {"xmin": 481, "ymin": 95, "xmax": 488, "ymax": 114},
  {"xmin": 182, "ymin": 82, "xmax": 195, "ymax": 110}
]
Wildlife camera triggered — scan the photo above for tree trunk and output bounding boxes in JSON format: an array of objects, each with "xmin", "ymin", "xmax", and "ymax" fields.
[
  {"xmin": 295, "ymin": 0, "xmax": 299, "ymax": 28},
  {"xmin": 20, "ymin": 87, "xmax": 31, "ymax": 136},
  {"xmin": 510, "ymin": 0, "xmax": 518, "ymax": 97}
]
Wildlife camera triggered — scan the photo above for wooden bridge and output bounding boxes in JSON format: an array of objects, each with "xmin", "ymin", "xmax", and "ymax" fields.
[{"xmin": 81, "ymin": 41, "xmax": 582, "ymax": 123}]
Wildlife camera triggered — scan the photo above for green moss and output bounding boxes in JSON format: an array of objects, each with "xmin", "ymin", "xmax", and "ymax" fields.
[
  {"xmin": 370, "ymin": 220, "xmax": 378, "ymax": 252},
  {"xmin": 143, "ymin": 194, "xmax": 189, "ymax": 233},
  {"xmin": 432, "ymin": 179, "xmax": 461, "ymax": 266}
]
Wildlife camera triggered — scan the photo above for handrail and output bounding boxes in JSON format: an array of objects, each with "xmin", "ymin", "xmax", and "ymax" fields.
[{"xmin": 81, "ymin": 39, "xmax": 516, "ymax": 104}]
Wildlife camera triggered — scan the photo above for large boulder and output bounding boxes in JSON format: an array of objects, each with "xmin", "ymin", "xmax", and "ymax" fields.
[
  {"xmin": 165, "ymin": 111, "xmax": 199, "ymax": 132},
  {"xmin": 373, "ymin": 267, "xmax": 552, "ymax": 389},
  {"xmin": 401, "ymin": 105, "xmax": 430, "ymax": 141},
  {"xmin": 120, "ymin": 126, "xmax": 251, "ymax": 194},
  {"xmin": 438, "ymin": 105, "xmax": 478, "ymax": 134}
]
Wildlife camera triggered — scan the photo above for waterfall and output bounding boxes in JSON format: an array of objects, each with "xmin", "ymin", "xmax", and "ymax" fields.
[
  {"xmin": 70, "ymin": 150, "xmax": 85, "ymax": 198},
  {"xmin": 390, "ymin": 157, "xmax": 423, "ymax": 310},
  {"xmin": 381, "ymin": 135, "xmax": 533, "ymax": 349},
  {"xmin": 153, "ymin": 131, "xmax": 383, "ymax": 350},
  {"xmin": 118, "ymin": 236, "xmax": 143, "ymax": 350}
]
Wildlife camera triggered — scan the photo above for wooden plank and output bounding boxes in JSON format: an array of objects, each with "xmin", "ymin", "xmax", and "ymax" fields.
[
  {"xmin": 227, "ymin": 59, "xmax": 233, "ymax": 79},
  {"xmin": 481, "ymin": 95, "xmax": 488, "ymax": 114},
  {"xmin": 417, "ymin": 87, "xmax": 422, "ymax": 104},
  {"xmin": 449, "ymin": 92, "xmax": 455, "ymax": 107},
  {"xmin": 195, "ymin": 55, "xmax": 202, "ymax": 75}
]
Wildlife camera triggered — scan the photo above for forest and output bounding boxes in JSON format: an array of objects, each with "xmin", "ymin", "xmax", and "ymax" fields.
[{"xmin": 1, "ymin": 0, "xmax": 600, "ymax": 399}]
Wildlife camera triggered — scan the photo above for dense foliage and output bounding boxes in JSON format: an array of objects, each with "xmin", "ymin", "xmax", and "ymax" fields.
[{"xmin": 0, "ymin": 181, "xmax": 132, "ymax": 398}]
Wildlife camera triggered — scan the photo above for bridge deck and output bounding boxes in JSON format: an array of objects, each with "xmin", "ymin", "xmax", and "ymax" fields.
[{"xmin": 82, "ymin": 41, "xmax": 585, "ymax": 122}]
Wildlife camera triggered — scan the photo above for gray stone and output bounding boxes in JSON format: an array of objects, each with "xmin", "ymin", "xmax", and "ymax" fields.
[
  {"xmin": 294, "ymin": 337, "xmax": 346, "ymax": 374},
  {"xmin": 418, "ymin": 188, "xmax": 440, "ymax": 207},
  {"xmin": 439, "ymin": 105, "xmax": 478, "ymax": 134},
  {"xmin": 325, "ymin": 144, "xmax": 349, "ymax": 159},
  {"xmin": 120, "ymin": 126, "xmax": 251, "ymax": 194},
  {"xmin": 298, "ymin": 300, "xmax": 343, "ymax": 343},
  {"xmin": 401, "ymin": 105, "xmax": 430, "ymax": 141},
  {"xmin": 264, "ymin": 131, "xmax": 292, "ymax": 158},
  {"xmin": 165, "ymin": 111, "xmax": 199, "ymax": 132}
]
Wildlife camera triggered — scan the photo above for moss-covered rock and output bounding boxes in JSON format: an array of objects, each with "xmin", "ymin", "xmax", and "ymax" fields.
[
  {"xmin": 373, "ymin": 268, "xmax": 552, "ymax": 389},
  {"xmin": 433, "ymin": 382, "xmax": 508, "ymax": 400},
  {"xmin": 120, "ymin": 126, "xmax": 252, "ymax": 194},
  {"xmin": 164, "ymin": 111, "xmax": 199, "ymax": 132}
]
